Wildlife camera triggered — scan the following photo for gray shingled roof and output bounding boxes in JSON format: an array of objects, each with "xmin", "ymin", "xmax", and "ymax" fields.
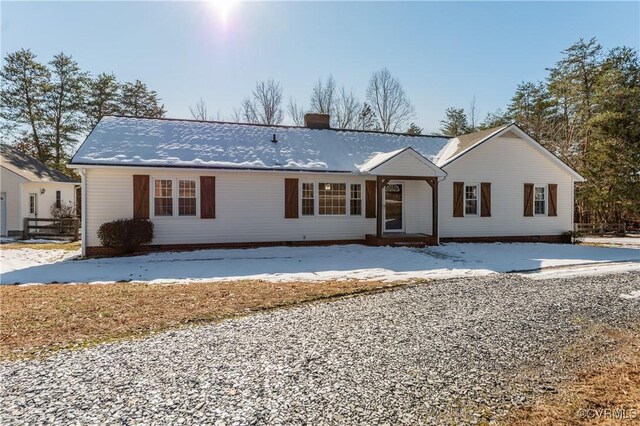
[
  {"xmin": 0, "ymin": 145, "xmax": 78, "ymax": 183},
  {"xmin": 436, "ymin": 125, "xmax": 508, "ymax": 165},
  {"xmin": 70, "ymin": 116, "xmax": 452, "ymax": 173}
]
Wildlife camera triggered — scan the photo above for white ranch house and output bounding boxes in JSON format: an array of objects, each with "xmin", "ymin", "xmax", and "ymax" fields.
[
  {"xmin": 69, "ymin": 114, "xmax": 584, "ymax": 256},
  {"xmin": 1, "ymin": 145, "xmax": 78, "ymax": 238}
]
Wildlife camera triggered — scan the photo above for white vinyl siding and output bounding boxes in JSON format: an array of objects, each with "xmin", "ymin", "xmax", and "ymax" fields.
[
  {"xmin": 83, "ymin": 168, "xmax": 436, "ymax": 246},
  {"xmin": 0, "ymin": 167, "xmax": 26, "ymax": 232},
  {"xmin": 21, "ymin": 181, "xmax": 76, "ymax": 229},
  {"xmin": 440, "ymin": 135, "xmax": 574, "ymax": 238}
]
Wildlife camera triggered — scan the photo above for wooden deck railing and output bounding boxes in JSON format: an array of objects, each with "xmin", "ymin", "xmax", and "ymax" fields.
[
  {"xmin": 23, "ymin": 217, "xmax": 80, "ymax": 241},
  {"xmin": 574, "ymin": 223, "xmax": 626, "ymax": 236}
]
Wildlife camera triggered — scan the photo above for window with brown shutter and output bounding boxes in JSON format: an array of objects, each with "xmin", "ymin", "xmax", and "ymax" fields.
[
  {"xmin": 548, "ymin": 183, "xmax": 558, "ymax": 216},
  {"xmin": 284, "ymin": 178, "xmax": 299, "ymax": 219},
  {"xmin": 453, "ymin": 182, "xmax": 464, "ymax": 217},
  {"xmin": 133, "ymin": 175, "xmax": 150, "ymax": 219},
  {"xmin": 480, "ymin": 182, "xmax": 491, "ymax": 217},
  {"xmin": 200, "ymin": 176, "xmax": 216, "ymax": 219},
  {"xmin": 524, "ymin": 183, "xmax": 534, "ymax": 217},
  {"xmin": 365, "ymin": 180, "xmax": 376, "ymax": 218}
]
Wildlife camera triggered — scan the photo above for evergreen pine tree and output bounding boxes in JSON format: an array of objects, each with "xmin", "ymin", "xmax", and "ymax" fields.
[
  {"xmin": 406, "ymin": 122, "xmax": 423, "ymax": 135},
  {"xmin": 478, "ymin": 109, "xmax": 510, "ymax": 130},
  {"xmin": 86, "ymin": 73, "xmax": 120, "ymax": 125},
  {"xmin": 439, "ymin": 107, "xmax": 470, "ymax": 136},
  {"xmin": 119, "ymin": 80, "xmax": 166, "ymax": 117},
  {"xmin": 0, "ymin": 49, "xmax": 50, "ymax": 162},
  {"xmin": 581, "ymin": 46, "xmax": 640, "ymax": 222},
  {"xmin": 45, "ymin": 53, "xmax": 89, "ymax": 170},
  {"xmin": 357, "ymin": 103, "xmax": 380, "ymax": 131}
]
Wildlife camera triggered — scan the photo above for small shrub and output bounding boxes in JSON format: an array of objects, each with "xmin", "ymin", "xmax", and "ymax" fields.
[
  {"xmin": 50, "ymin": 201, "xmax": 76, "ymax": 219},
  {"xmin": 561, "ymin": 230, "xmax": 582, "ymax": 244},
  {"xmin": 97, "ymin": 219, "xmax": 154, "ymax": 254},
  {"xmin": 50, "ymin": 201, "xmax": 77, "ymax": 236}
]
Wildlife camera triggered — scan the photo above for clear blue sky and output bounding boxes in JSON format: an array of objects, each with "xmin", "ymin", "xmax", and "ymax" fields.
[{"xmin": 2, "ymin": 1, "xmax": 639, "ymax": 133}]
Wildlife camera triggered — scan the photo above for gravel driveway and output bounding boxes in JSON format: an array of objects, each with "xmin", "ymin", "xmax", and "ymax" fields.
[{"xmin": 2, "ymin": 272, "xmax": 639, "ymax": 425}]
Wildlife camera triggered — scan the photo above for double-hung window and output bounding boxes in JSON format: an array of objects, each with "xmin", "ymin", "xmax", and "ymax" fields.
[
  {"xmin": 350, "ymin": 184, "xmax": 362, "ymax": 215},
  {"xmin": 154, "ymin": 179, "xmax": 173, "ymax": 216},
  {"xmin": 535, "ymin": 186, "xmax": 546, "ymax": 215},
  {"xmin": 302, "ymin": 183, "xmax": 315, "ymax": 216},
  {"xmin": 153, "ymin": 178, "xmax": 198, "ymax": 217},
  {"xmin": 178, "ymin": 179, "xmax": 196, "ymax": 216},
  {"xmin": 319, "ymin": 183, "xmax": 346, "ymax": 215},
  {"xmin": 464, "ymin": 184, "xmax": 479, "ymax": 216}
]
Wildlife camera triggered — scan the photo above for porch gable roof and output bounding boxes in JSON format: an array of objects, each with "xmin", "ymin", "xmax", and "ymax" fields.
[{"xmin": 358, "ymin": 147, "xmax": 447, "ymax": 177}]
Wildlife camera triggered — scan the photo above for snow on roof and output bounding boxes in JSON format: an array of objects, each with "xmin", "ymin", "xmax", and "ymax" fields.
[
  {"xmin": 70, "ymin": 116, "xmax": 451, "ymax": 173},
  {"xmin": 358, "ymin": 147, "xmax": 406, "ymax": 172}
]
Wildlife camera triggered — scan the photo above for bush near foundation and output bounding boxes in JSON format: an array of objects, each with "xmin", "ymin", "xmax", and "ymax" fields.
[{"xmin": 97, "ymin": 219, "xmax": 154, "ymax": 254}]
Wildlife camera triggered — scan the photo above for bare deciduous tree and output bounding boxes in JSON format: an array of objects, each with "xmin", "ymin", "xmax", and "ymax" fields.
[
  {"xmin": 287, "ymin": 98, "xmax": 306, "ymax": 126},
  {"xmin": 310, "ymin": 75, "xmax": 336, "ymax": 115},
  {"xmin": 230, "ymin": 107, "xmax": 242, "ymax": 123},
  {"xmin": 334, "ymin": 88, "xmax": 361, "ymax": 129},
  {"xmin": 468, "ymin": 95, "xmax": 479, "ymax": 131},
  {"xmin": 366, "ymin": 68, "xmax": 415, "ymax": 132},
  {"xmin": 189, "ymin": 97, "xmax": 210, "ymax": 121},
  {"xmin": 238, "ymin": 79, "xmax": 284, "ymax": 125}
]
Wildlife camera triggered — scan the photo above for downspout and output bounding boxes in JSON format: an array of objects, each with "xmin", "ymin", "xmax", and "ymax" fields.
[
  {"xmin": 437, "ymin": 175, "xmax": 447, "ymax": 245},
  {"xmin": 18, "ymin": 182, "xmax": 24, "ymax": 234},
  {"xmin": 79, "ymin": 168, "xmax": 87, "ymax": 257}
]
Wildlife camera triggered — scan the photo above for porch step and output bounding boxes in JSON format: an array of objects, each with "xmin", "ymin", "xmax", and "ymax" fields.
[{"xmin": 365, "ymin": 233, "xmax": 436, "ymax": 247}]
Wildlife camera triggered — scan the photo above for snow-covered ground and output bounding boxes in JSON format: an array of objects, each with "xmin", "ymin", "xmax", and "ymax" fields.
[{"xmin": 1, "ymin": 240, "xmax": 639, "ymax": 285}]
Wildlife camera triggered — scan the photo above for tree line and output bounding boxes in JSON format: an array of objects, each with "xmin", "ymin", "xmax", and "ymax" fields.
[
  {"xmin": 0, "ymin": 49, "xmax": 165, "ymax": 172},
  {"xmin": 439, "ymin": 38, "xmax": 639, "ymax": 224},
  {"xmin": 192, "ymin": 68, "xmax": 422, "ymax": 134}
]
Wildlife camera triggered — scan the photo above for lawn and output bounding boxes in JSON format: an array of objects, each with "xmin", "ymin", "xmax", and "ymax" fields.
[
  {"xmin": 0, "ymin": 279, "xmax": 403, "ymax": 360},
  {"xmin": 0, "ymin": 240, "xmax": 80, "ymax": 251},
  {"xmin": 505, "ymin": 328, "xmax": 640, "ymax": 425}
]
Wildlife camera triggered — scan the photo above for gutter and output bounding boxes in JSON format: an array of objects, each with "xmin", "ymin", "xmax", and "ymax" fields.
[{"xmin": 67, "ymin": 163, "xmax": 354, "ymax": 174}]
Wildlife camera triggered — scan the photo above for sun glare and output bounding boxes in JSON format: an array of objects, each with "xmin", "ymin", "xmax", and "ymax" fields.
[{"xmin": 208, "ymin": 0, "xmax": 240, "ymax": 26}]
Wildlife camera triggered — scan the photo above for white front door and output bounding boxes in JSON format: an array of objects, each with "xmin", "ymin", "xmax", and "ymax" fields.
[
  {"xmin": 29, "ymin": 193, "xmax": 38, "ymax": 218},
  {"xmin": 383, "ymin": 183, "xmax": 404, "ymax": 232},
  {"xmin": 1, "ymin": 192, "xmax": 6, "ymax": 237}
]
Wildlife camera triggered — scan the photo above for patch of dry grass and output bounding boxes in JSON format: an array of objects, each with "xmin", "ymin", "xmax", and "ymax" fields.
[
  {"xmin": 0, "ymin": 279, "xmax": 405, "ymax": 360},
  {"xmin": 0, "ymin": 241, "xmax": 80, "ymax": 251},
  {"xmin": 505, "ymin": 328, "xmax": 640, "ymax": 425}
]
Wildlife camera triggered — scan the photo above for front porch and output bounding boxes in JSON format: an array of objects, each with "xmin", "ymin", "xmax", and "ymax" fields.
[
  {"xmin": 358, "ymin": 147, "xmax": 446, "ymax": 247},
  {"xmin": 366, "ymin": 175, "xmax": 440, "ymax": 247}
]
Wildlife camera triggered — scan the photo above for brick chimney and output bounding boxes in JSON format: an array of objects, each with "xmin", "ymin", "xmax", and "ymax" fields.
[{"xmin": 304, "ymin": 113, "xmax": 330, "ymax": 129}]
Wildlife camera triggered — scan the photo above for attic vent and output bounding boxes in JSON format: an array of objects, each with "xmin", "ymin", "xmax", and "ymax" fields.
[{"xmin": 271, "ymin": 134, "xmax": 278, "ymax": 143}]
